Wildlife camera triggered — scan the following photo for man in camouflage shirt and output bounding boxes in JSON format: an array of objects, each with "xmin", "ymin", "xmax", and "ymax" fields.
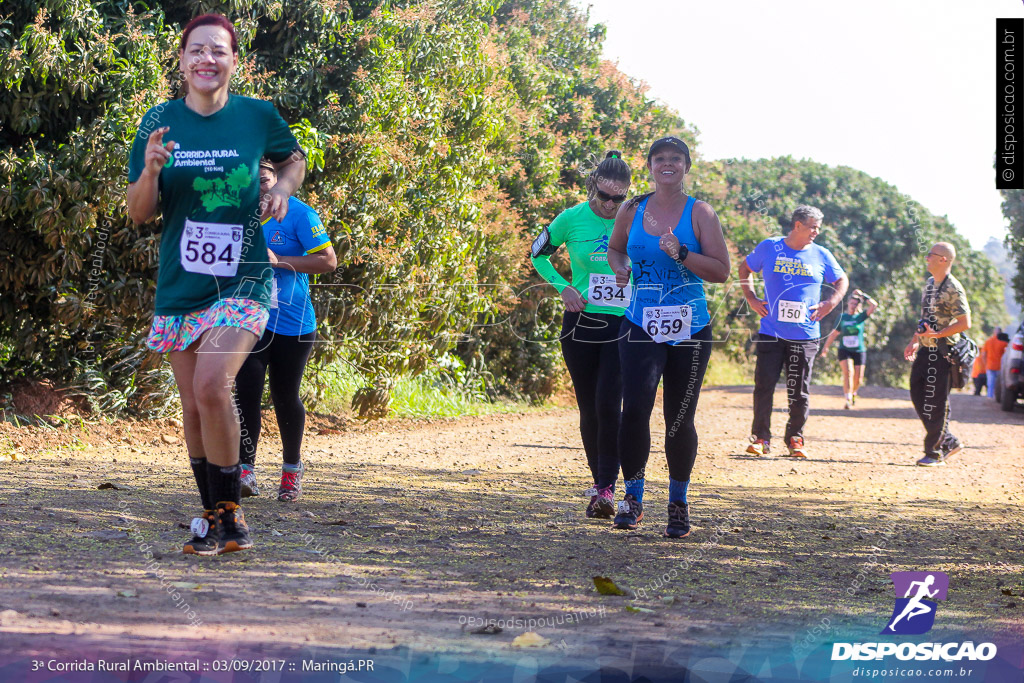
[{"xmin": 903, "ymin": 242, "xmax": 972, "ymax": 466}]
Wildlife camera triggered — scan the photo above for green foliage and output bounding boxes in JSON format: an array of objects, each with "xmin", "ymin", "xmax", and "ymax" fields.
[
  {"xmin": 304, "ymin": 356, "xmax": 529, "ymax": 418},
  {"xmin": 1000, "ymin": 189, "xmax": 1024, "ymax": 314},
  {"xmin": 0, "ymin": 0, "xmax": 177, "ymax": 411},
  {"xmin": 714, "ymin": 157, "xmax": 1005, "ymax": 386},
  {"xmin": 0, "ymin": 0, "xmax": 681, "ymax": 416},
  {"xmin": 454, "ymin": 0, "xmax": 692, "ymax": 400},
  {"xmin": 5, "ymin": 0, "xmax": 988, "ymax": 416}
]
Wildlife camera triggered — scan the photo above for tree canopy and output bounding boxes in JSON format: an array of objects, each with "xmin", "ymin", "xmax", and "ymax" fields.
[{"xmin": 0, "ymin": 0, "xmax": 1004, "ymax": 416}]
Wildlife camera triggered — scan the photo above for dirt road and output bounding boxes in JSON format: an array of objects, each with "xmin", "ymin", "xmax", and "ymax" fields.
[{"xmin": 0, "ymin": 384, "xmax": 1022, "ymax": 676}]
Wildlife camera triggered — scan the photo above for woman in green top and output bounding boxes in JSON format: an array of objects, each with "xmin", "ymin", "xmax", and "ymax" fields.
[
  {"xmin": 820, "ymin": 288, "xmax": 878, "ymax": 409},
  {"xmin": 531, "ymin": 151, "xmax": 632, "ymax": 519},
  {"xmin": 126, "ymin": 14, "xmax": 306, "ymax": 556}
]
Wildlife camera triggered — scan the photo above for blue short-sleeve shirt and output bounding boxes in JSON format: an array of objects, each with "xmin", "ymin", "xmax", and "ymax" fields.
[
  {"xmin": 745, "ymin": 236, "xmax": 844, "ymax": 340},
  {"xmin": 265, "ymin": 197, "xmax": 331, "ymax": 336}
]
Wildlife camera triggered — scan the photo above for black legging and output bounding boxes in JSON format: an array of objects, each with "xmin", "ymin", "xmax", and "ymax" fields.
[
  {"xmin": 235, "ymin": 330, "xmax": 316, "ymax": 466},
  {"xmin": 618, "ymin": 320, "xmax": 712, "ymax": 483},
  {"xmin": 560, "ymin": 311, "xmax": 623, "ymax": 489}
]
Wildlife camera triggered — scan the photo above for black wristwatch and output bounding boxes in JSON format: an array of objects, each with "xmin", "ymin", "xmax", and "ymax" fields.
[{"xmin": 675, "ymin": 244, "xmax": 689, "ymax": 262}]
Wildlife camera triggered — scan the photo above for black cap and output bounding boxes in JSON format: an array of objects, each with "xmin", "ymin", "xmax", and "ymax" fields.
[{"xmin": 647, "ymin": 137, "xmax": 690, "ymax": 162}]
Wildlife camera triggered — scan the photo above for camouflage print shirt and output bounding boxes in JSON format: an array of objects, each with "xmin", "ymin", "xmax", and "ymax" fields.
[{"xmin": 919, "ymin": 274, "xmax": 970, "ymax": 348}]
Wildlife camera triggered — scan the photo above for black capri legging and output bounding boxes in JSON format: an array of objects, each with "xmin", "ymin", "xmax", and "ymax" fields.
[
  {"xmin": 560, "ymin": 310, "xmax": 623, "ymax": 490},
  {"xmin": 235, "ymin": 330, "xmax": 316, "ymax": 467},
  {"xmin": 617, "ymin": 319, "xmax": 712, "ymax": 484}
]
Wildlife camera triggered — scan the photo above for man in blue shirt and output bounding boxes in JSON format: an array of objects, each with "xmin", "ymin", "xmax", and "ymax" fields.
[
  {"xmin": 235, "ymin": 159, "xmax": 337, "ymax": 501},
  {"xmin": 738, "ymin": 206, "xmax": 849, "ymax": 458}
]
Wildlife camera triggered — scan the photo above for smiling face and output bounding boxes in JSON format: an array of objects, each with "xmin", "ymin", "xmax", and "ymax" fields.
[
  {"xmin": 791, "ymin": 217, "xmax": 822, "ymax": 245},
  {"xmin": 647, "ymin": 146, "xmax": 690, "ymax": 189},
  {"xmin": 179, "ymin": 24, "xmax": 237, "ymax": 98}
]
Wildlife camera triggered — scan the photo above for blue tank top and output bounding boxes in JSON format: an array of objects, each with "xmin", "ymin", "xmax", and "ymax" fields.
[{"xmin": 625, "ymin": 195, "xmax": 709, "ymax": 341}]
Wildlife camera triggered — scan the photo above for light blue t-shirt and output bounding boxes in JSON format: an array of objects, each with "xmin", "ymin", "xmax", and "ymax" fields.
[
  {"xmin": 745, "ymin": 236, "xmax": 844, "ymax": 340},
  {"xmin": 264, "ymin": 197, "xmax": 331, "ymax": 336}
]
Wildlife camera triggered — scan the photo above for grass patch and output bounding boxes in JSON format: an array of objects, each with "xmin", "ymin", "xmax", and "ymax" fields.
[
  {"xmin": 704, "ymin": 350, "xmax": 754, "ymax": 386},
  {"xmin": 303, "ymin": 360, "xmax": 538, "ymax": 419}
]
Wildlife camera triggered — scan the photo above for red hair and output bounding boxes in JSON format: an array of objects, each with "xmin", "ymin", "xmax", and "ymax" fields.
[{"xmin": 180, "ymin": 13, "xmax": 238, "ymax": 53}]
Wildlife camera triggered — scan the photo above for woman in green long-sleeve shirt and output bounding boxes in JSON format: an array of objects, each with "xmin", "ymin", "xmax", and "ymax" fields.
[{"xmin": 531, "ymin": 151, "xmax": 632, "ymax": 519}]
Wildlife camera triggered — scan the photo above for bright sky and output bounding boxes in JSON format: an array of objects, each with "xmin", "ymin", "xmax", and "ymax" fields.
[{"xmin": 578, "ymin": 0, "xmax": 1024, "ymax": 250}]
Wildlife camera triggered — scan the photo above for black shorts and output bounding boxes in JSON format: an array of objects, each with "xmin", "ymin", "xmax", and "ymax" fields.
[{"xmin": 837, "ymin": 347, "xmax": 866, "ymax": 366}]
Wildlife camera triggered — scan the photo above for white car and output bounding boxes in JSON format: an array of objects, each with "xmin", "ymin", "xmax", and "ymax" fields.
[{"xmin": 997, "ymin": 321, "xmax": 1024, "ymax": 412}]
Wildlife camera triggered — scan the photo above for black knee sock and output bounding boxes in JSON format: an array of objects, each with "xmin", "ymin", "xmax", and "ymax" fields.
[
  {"xmin": 190, "ymin": 457, "xmax": 212, "ymax": 510},
  {"xmin": 206, "ymin": 462, "xmax": 241, "ymax": 507}
]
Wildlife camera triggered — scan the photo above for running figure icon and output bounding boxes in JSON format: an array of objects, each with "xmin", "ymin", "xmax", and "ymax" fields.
[
  {"xmin": 882, "ymin": 571, "xmax": 949, "ymax": 635},
  {"xmin": 887, "ymin": 575, "xmax": 938, "ymax": 632}
]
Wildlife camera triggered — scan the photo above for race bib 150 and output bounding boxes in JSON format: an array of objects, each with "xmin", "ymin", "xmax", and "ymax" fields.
[{"xmin": 777, "ymin": 299, "xmax": 807, "ymax": 324}]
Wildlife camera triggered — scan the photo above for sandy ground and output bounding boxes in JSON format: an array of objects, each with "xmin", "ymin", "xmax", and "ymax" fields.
[{"xmin": 0, "ymin": 384, "xmax": 1022, "ymax": 676}]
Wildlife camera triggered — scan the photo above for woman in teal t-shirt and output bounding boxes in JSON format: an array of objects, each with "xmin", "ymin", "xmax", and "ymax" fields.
[
  {"xmin": 820, "ymin": 289, "xmax": 878, "ymax": 409},
  {"xmin": 530, "ymin": 151, "xmax": 632, "ymax": 519},
  {"xmin": 126, "ymin": 14, "xmax": 305, "ymax": 556}
]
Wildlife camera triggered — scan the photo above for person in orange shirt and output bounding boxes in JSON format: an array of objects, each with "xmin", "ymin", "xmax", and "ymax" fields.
[
  {"xmin": 981, "ymin": 327, "xmax": 1008, "ymax": 399},
  {"xmin": 971, "ymin": 353, "xmax": 987, "ymax": 396}
]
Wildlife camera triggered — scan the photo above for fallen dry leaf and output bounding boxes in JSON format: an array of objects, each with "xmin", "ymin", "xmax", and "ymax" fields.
[
  {"xmin": 511, "ymin": 632, "xmax": 549, "ymax": 648},
  {"xmin": 592, "ymin": 576, "xmax": 627, "ymax": 596},
  {"xmin": 625, "ymin": 605, "xmax": 655, "ymax": 614}
]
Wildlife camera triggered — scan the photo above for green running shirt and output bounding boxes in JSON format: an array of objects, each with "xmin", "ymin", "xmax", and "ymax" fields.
[
  {"xmin": 837, "ymin": 311, "xmax": 870, "ymax": 352},
  {"xmin": 530, "ymin": 202, "xmax": 628, "ymax": 316},
  {"xmin": 128, "ymin": 95, "xmax": 299, "ymax": 316}
]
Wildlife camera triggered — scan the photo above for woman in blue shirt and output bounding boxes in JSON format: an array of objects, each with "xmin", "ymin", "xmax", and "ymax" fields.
[
  {"xmin": 235, "ymin": 160, "xmax": 337, "ymax": 501},
  {"xmin": 607, "ymin": 137, "xmax": 730, "ymax": 538}
]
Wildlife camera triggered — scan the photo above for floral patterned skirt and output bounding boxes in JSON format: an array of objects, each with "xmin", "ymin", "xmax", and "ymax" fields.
[{"xmin": 146, "ymin": 298, "xmax": 269, "ymax": 353}]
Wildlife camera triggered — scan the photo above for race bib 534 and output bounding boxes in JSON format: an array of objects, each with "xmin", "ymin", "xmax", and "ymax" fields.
[{"xmin": 588, "ymin": 273, "xmax": 630, "ymax": 308}]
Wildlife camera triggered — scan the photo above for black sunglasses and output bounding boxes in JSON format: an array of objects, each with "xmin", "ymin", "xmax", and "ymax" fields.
[{"xmin": 595, "ymin": 189, "xmax": 628, "ymax": 204}]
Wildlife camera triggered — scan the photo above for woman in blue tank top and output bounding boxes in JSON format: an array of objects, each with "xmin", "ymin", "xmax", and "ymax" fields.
[{"xmin": 606, "ymin": 137, "xmax": 730, "ymax": 538}]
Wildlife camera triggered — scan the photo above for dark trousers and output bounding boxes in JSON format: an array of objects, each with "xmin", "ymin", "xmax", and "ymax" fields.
[
  {"xmin": 910, "ymin": 345, "xmax": 957, "ymax": 457},
  {"xmin": 235, "ymin": 330, "xmax": 316, "ymax": 466},
  {"xmin": 751, "ymin": 334, "xmax": 819, "ymax": 443},
  {"xmin": 561, "ymin": 311, "xmax": 623, "ymax": 489},
  {"xmin": 618, "ymin": 320, "xmax": 713, "ymax": 484},
  {"xmin": 972, "ymin": 374, "xmax": 987, "ymax": 396}
]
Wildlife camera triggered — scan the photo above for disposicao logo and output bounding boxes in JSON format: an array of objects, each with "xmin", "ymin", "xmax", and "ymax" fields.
[
  {"xmin": 831, "ymin": 571, "xmax": 997, "ymax": 662},
  {"xmin": 884, "ymin": 571, "xmax": 948, "ymax": 635}
]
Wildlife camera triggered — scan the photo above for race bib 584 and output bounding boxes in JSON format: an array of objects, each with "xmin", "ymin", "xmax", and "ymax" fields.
[{"xmin": 180, "ymin": 219, "xmax": 243, "ymax": 278}]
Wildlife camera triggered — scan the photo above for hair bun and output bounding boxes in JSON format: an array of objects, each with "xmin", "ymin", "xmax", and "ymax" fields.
[{"xmin": 605, "ymin": 150, "xmax": 622, "ymax": 160}]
